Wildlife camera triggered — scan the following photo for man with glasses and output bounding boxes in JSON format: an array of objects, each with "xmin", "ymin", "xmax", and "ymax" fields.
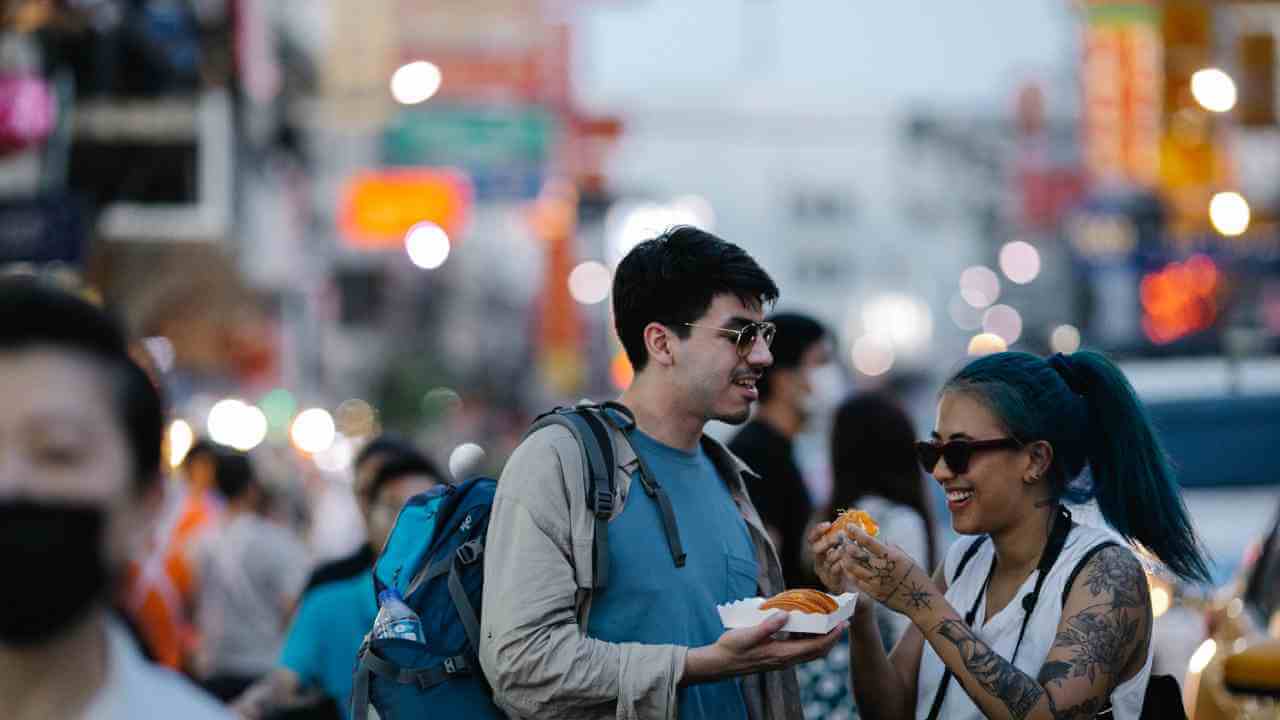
[{"xmin": 481, "ymin": 226, "xmax": 843, "ymax": 720}]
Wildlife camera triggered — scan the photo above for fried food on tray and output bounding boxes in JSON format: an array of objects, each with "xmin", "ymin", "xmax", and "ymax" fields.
[{"xmin": 758, "ymin": 589, "xmax": 839, "ymax": 614}]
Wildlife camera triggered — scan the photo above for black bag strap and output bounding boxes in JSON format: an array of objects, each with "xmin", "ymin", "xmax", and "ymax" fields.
[
  {"xmin": 350, "ymin": 641, "xmax": 474, "ymax": 720},
  {"xmin": 526, "ymin": 406, "xmax": 617, "ymax": 589},
  {"xmin": 927, "ymin": 507, "xmax": 1073, "ymax": 720},
  {"xmin": 952, "ymin": 535, "xmax": 989, "ymax": 584},
  {"xmin": 595, "ymin": 403, "xmax": 687, "ymax": 568},
  {"xmin": 447, "ymin": 541, "xmax": 485, "ymax": 653}
]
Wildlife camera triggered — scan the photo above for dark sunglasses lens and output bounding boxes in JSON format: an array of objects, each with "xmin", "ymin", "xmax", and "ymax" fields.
[
  {"xmin": 942, "ymin": 443, "xmax": 971, "ymax": 474},
  {"xmin": 915, "ymin": 442, "xmax": 940, "ymax": 472},
  {"xmin": 759, "ymin": 325, "xmax": 776, "ymax": 347}
]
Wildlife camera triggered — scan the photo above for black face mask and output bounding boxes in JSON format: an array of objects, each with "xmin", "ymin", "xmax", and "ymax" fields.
[{"xmin": 0, "ymin": 501, "xmax": 110, "ymax": 647}]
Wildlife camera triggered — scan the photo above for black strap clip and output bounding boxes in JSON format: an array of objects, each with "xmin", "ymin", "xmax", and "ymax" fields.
[
  {"xmin": 592, "ymin": 488, "xmax": 614, "ymax": 517},
  {"xmin": 455, "ymin": 541, "xmax": 483, "ymax": 566}
]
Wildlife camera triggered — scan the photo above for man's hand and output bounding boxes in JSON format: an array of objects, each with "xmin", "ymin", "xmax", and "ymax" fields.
[{"xmin": 681, "ymin": 612, "xmax": 846, "ymax": 686}]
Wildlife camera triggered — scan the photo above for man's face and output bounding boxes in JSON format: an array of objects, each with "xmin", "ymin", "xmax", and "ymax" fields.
[
  {"xmin": 367, "ymin": 473, "xmax": 439, "ymax": 551},
  {"xmin": 670, "ymin": 293, "xmax": 774, "ymax": 425},
  {"xmin": 0, "ymin": 349, "xmax": 153, "ymax": 594}
]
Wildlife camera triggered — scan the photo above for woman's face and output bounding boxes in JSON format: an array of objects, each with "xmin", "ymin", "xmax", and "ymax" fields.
[{"xmin": 931, "ymin": 391, "xmax": 1034, "ymax": 536}]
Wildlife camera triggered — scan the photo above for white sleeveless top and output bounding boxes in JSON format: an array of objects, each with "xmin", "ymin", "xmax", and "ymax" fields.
[{"xmin": 914, "ymin": 525, "xmax": 1153, "ymax": 720}]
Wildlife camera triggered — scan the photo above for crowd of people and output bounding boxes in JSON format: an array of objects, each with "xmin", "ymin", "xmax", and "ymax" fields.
[{"xmin": 1, "ymin": 224, "xmax": 1213, "ymax": 719}]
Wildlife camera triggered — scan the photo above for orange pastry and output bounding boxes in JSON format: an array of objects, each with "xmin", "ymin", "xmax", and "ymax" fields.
[
  {"xmin": 826, "ymin": 508, "xmax": 879, "ymax": 540},
  {"xmin": 759, "ymin": 589, "xmax": 839, "ymax": 614}
]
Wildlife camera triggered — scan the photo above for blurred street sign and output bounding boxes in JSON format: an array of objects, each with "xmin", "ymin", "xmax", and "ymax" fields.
[
  {"xmin": 338, "ymin": 168, "xmax": 473, "ymax": 249},
  {"xmin": 1082, "ymin": 1, "xmax": 1162, "ymax": 187},
  {"xmin": 381, "ymin": 106, "xmax": 556, "ymax": 200}
]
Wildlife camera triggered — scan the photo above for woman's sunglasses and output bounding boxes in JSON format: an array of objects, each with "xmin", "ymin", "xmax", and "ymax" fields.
[{"xmin": 914, "ymin": 437, "xmax": 1022, "ymax": 475}]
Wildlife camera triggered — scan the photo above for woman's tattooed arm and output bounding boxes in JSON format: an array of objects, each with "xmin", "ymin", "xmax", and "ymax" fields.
[{"xmin": 919, "ymin": 545, "xmax": 1151, "ymax": 720}]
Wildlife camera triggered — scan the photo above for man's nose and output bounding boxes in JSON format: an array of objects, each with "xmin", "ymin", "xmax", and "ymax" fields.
[{"xmin": 746, "ymin": 335, "xmax": 773, "ymax": 367}]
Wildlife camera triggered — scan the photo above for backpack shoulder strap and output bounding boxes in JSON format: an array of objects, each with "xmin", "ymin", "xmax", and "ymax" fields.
[
  {"xmin": 525, "ymin": 406, "xmax": 616, "ymax": 590},
  {"xmin": 1061, "ymin": 539, "xmax": 1122, "ymax": 607}
]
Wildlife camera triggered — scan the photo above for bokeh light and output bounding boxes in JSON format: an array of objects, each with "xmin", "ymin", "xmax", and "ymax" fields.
[
  {"xmin": 607, "ymin": 197, "xmax": 716, "ymax": 262},
  {"xmin": 207, "ymin": 398, "xmax": 268, "ymax": 452},
  {"xmin": 449, "ymin": 443, "xmax": 487, "ymax": 481},
  {"xmin": 1209, "ymin": 191, "xmax": 1250, "ymax": 237},
  {"xmin": 1140, "ymin": 255, "xmax": 1220, "ymax": 344},
  {"xmin": 850, "ymin": 336, "xmax": 895, "ymax": 377},
  {"xmin": 1190, "ymin": 68, "xmax": 1237, "ymax": 113},
  {"xmin": 335, "ymin": 398, "xmax": 377, "ymax": 438},
  {"xmin": 982, "ymin": 304, "xmax": 1023, "ymax": 345},
  {"xmin": 610, "ymin": 350, "xmax": 634, "ymax": 390},
  {"xmin": 167, "ymin": 419, "xmax": 194, "ymax": 468},
  {"xmin": 568, "ymin": 261, "xmax": 612, "ymax": 304},
  {"xmin": 390, "ymin": 61, "xmax": 442, "ymax": 105},
  {"xmin": 861, "ymin": 293, "xmax": 932, "ymax": 354},
  {"xmin": 998, "ymin": 241, "xmax": 1042, "ymax": 284},
  {"xmin": 959, "ymin": 266, "xmax": 1001, "ymax": 308},
  {"xmin": 967, "ymin": 333, "xmax": 1008, "ymax": 356},
  {"xmin": 314, "ymin": 433, "xmax": 357, "ymax": 474},
  {"xmin": 258, "ymin": 388, "xmax": 297, "ymax": 439},
  {"xmin": 405, "ymin": 221, "xmax": 451, "ymax": 269},
  {"xmin": 422, "ymin": 387, "xmax": 463, "ymax": 421},
  {"xmin": 1050, "ymin": 324, "xmax": 1082, "ymax": 354},
  {"xmin": 948, "ymin": 294, "xmax": 983, "ymax": 331},
  {"xmin": 291, "ymin": 408, "xmax": 336, "ymax": 454}
]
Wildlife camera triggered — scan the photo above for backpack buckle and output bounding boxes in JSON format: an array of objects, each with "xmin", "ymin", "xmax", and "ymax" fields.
[
  {"xmin": 455, "ymin": 541, "xmax": 482, "ymax": 566},
  {"xmin": 443, "ymin": 657, "xmax": 458, "ymax": 674},
  {"xmin": 592, "ymin": 488, "xmax": 614, "ymax": 517}
]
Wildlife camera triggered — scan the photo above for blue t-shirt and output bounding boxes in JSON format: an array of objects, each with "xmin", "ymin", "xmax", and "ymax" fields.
[
  {"xmin": 587, "ymin": 429, "xmax": 759, "ymax": 720},
  {"xmin": 280, "ymin": 569, "xmax": 378, "ymax": 719}
]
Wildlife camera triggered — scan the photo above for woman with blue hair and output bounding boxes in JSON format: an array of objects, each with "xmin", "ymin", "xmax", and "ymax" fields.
[{"xmin": 809, "ymin": 350, "xmax": 1210, "ymax": 720}]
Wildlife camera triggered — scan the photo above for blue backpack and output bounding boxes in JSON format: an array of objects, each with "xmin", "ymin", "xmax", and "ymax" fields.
[{"xmin": 350, "ymin": 403, "xmax": 687, "ymax": 720}]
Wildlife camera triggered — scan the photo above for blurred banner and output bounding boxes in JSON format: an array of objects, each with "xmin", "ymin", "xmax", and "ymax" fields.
[{"xmin": 1082, "ymin": 0, "xmax": 1162, "ymax": 188}]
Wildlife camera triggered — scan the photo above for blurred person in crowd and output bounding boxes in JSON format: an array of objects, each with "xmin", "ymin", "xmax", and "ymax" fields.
[
  {"xmin": 194, "ymin": 451, "xmax": 309, "ymax": 702},
  {"xmin": 300, "ymin": 433, "xmax": 426, "ymax": 593},
  {"xmin": 482, "ymin": 226, "xmax": 843, "ymax": 720},
  {"xmin": 728, "ymin": 312, "xmax": 836, "ymax": 590},
  {"xmin": 797, "ymin": 392, "xmax": 938, "ymax": 718},
  {"xmin": 231, "ymin": 453, "xmax": 444, "ymax": 720},
  {"xmin": 0, "ymin": 277, "xmax": 230, "ymax": 719},
  {"xmin": 810, "ymin": 351, "xmax": 1212, "ymax": 720}
]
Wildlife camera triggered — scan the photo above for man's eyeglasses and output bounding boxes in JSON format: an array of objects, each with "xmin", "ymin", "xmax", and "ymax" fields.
[
  {"xmin": 683, "ymin": 321, "xmax": 777, "ymax": 358},
  {"xmin": 914, "ymin": 437, "xmax": 1022, "ymax": 475}
]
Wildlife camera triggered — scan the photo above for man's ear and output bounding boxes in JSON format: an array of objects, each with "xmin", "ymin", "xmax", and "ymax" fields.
[{"xmin": 643, "ymin": 322, "xmax": 675, "ymax": 367}]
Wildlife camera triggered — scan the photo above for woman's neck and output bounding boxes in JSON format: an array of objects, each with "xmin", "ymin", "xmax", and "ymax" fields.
[
  {"xmin": 0, "ymin": 609, "xmax": 110, "ymax": 720},
  {"xmin": 990, "ymin": 504, "xmax": 1056, "ymax": 578}
]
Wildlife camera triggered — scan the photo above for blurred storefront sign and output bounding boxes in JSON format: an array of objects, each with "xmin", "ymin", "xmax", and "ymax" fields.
[
  {"xmin": 529, "ymin": 180, "xmax": 584, "ymax": 396},
  {"xmin": 381, "ymin": 106, "xmax": 555, "ymax": 200},
  {"xmin": 1081, "ymin": 0, "xmax": 1162, "ymax": 187},
  {"xmin": 0, "ymin": 194, "xmax": 88, "ymax": 266},
  {"xmin": 338, "ymin": 168, "xmax": 473, "ymax": 249}
]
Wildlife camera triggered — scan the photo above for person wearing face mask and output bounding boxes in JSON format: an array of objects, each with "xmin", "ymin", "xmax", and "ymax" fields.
[
  {"xmin": 0, "ymin": 277, "xmax": 231, "ymax": 720},
  {"xmin": 728, "ymin": 312, "xmax": 836, "ymax": 590}
]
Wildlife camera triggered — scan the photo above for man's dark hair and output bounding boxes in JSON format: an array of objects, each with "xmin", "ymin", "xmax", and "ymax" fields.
[
  {"xmin": 757, "ymin": 313, "xmax": 827, "ymax": 402},
  {"xmin": 213, "ymin": 451, "xmax": 256, "ymax": 501},
  {"xmin": 368, "ymin": 453, "xmax": 444, "ymax": 504},
  {"xmin": 612, "ymin": 226, "xmax": 779, "ymax": 371},
  {"xmin": 0, "ymin": 277, "xmax": 164, "ymax": 490},
  {"xmin": 354, "ymin": 433, "xmax": 421, "ymax": 471}
]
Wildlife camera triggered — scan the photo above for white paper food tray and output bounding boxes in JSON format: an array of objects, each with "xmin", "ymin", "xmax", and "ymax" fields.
[{"xmin": 717, "ymin": 592, "xmax": 857, "ymax": 634}]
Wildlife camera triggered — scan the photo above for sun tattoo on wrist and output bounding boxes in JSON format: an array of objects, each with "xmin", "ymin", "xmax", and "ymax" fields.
[{"xmin": 903, "ymin": 581, "xmax": 933, "ymax": 611}]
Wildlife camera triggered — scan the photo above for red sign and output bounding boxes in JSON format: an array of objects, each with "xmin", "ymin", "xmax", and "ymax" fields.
[{"xmin": 338, "ymin": 168, "xmax": 472, "ymax": 249}]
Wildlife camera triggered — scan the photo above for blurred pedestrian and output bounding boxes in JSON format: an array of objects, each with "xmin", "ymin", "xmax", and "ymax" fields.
[
  {"xmin": 482, "ymin": 226, "xmax": 843, "ymax": 720},
  {"xmin": 193, "ymin": 451, "xmax": 309, "ymax": 702},
  {"xmin": 797, "ymin": 392, "xmax": 938, "ymax": 718},
  {"xmin": 810, "ymin": 350, "xmax": 1212, "ymax": 720},
  {"xmin": 231, "ymin": 452, "xmax": 443, "ymax": 720},
  {"xmin": 0, "ymin": 277, "xmax": 230, "ymax": 719},
  {"xmin": 301, "ymin": 433, "xmax": 425, "ymax": 593},
  {"xmin": 728, "ymin": 312, "xmax": 837, "ymax": 590}
]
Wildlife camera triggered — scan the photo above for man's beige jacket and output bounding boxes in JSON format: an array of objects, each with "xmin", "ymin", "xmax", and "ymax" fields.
[{"xmin": 479, "ymin": 415, "xmax": 804, "ymax": 719}]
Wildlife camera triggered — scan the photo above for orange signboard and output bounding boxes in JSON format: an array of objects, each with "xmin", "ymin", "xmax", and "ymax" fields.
[
  {"xmin": 338, "ymin": 168, "xmax": 473, "ymax": 249},
  {"xmin": 1082, "ymin": 1, "xmax": 1162, "ymax": 187}
]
